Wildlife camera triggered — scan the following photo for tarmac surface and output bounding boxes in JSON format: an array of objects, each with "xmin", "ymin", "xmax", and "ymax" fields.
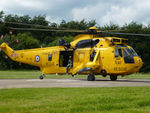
[{"xmin": 0, "ymin": 78, "xmax": 150, "ymax": 89}]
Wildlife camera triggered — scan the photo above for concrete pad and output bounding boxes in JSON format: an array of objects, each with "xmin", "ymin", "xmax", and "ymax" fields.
[{"xmin": 0, "ymin": 78, "xmax": 150, "ymax": 89}]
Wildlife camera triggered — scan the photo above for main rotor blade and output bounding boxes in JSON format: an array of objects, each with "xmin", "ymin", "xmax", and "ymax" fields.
[
  {"xmin": 4, "ymin": 21, "xmax": 50, "ymax": 28},
  {"xmin": 4, "ymin": 21, "xmax": 66, "ymax": 30},
  {"xmin": 100, "ymin": 31, "xmax": 150, "ymax": 37},
  {"xmin": 10, "ymin": 27, "xmax": 85, "ymax": 33}
]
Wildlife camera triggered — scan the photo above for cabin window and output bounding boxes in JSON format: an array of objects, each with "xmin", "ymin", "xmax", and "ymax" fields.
[{"xmin": 48, "ymin": 54, "xmax": 52, "ymax": 61}]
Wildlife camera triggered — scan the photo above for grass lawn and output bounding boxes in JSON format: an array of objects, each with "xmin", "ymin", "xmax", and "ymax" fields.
[
  {"xmin": 0, "ymin": 70, "xmax": 150, "ymax": 79},
  {"xmin": 0, "ymin": 87, "xmax": 150, "ymax": 113}
]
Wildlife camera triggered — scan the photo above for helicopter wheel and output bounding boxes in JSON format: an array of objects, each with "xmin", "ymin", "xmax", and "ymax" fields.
[
  {"xmin": 110, "ymin": 75, "xmax": 117, "ymax": 81},
  {"xmin": 40, "ymin": 75, "xmax": 44, "ymax": 80},
  {"xmin": 101, "ymin": 69, "xmax": 107, "ymax": 77},
  {"xmin": 87, "ymin": 71, "xmax": 95, "ymax": 81},
  {"xmin": 102, "ymin": 74, "xmax": 107, "ymax": 77}
]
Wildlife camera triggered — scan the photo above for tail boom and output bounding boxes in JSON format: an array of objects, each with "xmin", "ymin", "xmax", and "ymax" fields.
[
  {"xmin": 0, "ymin": 42, "xmax": 41, "ymax": 67},
  {"xmin": 0, "ymin": 43, "xmax": 15, "ymax": 60}
]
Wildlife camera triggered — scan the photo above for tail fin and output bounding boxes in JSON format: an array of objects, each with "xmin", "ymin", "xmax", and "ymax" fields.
[{"xmin": 0, "ymin": 42, "xmax": 15, "ymax": 60}]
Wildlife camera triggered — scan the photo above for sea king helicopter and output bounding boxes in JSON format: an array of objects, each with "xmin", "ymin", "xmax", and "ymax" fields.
[{"xmin": 0, "ymin": 22, "xmax": 149, "ymax": 81}]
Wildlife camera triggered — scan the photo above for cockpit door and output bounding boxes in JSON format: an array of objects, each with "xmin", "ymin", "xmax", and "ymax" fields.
[
  {"xmin": 115, "ymin": 48, "xmax": 123, "ymax": 63},
  {"xmin": 114, "ymin": 48, "xmax": 126, "ymax": 72}
]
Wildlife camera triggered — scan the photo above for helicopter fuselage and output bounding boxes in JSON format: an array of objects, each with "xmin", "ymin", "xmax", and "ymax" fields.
[{"xmin": 0, "ymin": 34, "xmax": 143, "ymax": 79}]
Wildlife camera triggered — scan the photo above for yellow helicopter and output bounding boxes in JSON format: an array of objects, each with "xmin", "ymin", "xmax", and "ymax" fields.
[{"xmin": 0, "ymin": 24, "xmax": 148, "ymax": 81}]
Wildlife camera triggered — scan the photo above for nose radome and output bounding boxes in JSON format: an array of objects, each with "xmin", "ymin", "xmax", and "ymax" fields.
[
  {"xmin": 138, "ymin": 57, "xmax": 142, "ymax": 63},
  {"xmin": 137, "ymin": 57, "xmax": 143, "ymax": 67}
]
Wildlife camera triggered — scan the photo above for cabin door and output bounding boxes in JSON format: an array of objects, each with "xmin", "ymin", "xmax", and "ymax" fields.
[{"xmin": 59, "ymin": 51, "xmax": 74, "ymax": 73}]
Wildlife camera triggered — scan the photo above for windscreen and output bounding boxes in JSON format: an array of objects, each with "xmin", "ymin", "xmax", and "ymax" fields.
[
  {"xmin": 123, "ymin": 48, "xmax": 129, "ymax": 57},
  {"xmin": 115, "ymin": 45, "xmax": 138, "ymax": 58},
  {"xmin": 126, "ymin": 47, "xmax": 138, "ymax": 57}
]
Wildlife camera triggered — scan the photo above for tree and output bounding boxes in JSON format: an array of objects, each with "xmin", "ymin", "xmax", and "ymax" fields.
[
  {"xmin": 59, "ymin": 19, "xmax": 96, "ymax": 30},
  {"xmin": 0, "ymin": 11, "xmax": 4, "ymax": 21},
  {"xmin": 101, "ymin": 22, "xmax": 120, "ymax": 30}
]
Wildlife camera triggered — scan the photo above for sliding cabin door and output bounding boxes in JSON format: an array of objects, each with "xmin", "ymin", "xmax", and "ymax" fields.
[{"xmin": 41, "ymin": 50, "xmax": 59, "ymax": 74}]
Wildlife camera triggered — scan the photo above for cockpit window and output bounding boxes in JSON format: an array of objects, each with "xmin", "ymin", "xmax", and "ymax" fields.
[
  {"xmin": 115, "ymin": 48, "xmax": 119, "ymax": 57},
  {"xmin": 115, "ymin": 46, "xmax": 138, "ymax": 58},
  {"xmin": 115, "ymin": 46, "xmax": 135, "ymax": 63},
  {"xmin": 115, "ymin": 48, "xmax": 122, "ymax": 57},
  {"xmin": 126, "ymin": 48, "xmax": 133, "ymax": 57},
  {"xmin": 123, "ymin": 48, "xmax": 129, "ymax": 57},
  {"xmin": 118, "ymin": 48, "xmax": 123, "ymax": 57},
  {"xmin": 130, "ymin": 48, "xmax": 138, "ymax": 56},
  {"xmin": 126, "ymin": 47, "xmax": 138, "ymax": 56}
]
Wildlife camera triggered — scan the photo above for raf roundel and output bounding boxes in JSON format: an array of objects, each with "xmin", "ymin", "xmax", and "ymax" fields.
[{"xmin": 35, "ymin": 55, "xmax": 40, "ymax": 62}]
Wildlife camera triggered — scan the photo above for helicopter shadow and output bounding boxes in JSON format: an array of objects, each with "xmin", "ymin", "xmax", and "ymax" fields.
[{"xmin": 79, "ymin": 78, "xmax": 150, "ymax": 83}]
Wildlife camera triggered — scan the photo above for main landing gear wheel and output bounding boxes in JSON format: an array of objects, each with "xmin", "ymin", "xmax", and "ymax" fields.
[
  {"xmin": 110, "ymin": 75, "xmax": 117, "ymax": 81},
  {"xmin": 87, "ymin": 71, "xmax": 95, "ymax": 81}
]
